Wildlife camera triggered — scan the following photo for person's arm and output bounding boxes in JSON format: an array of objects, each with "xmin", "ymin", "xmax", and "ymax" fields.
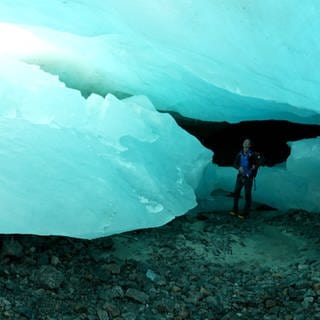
[
  {"xmin": 251, "ymin": 152, "xmax": 264, "ymax": 176},
  {"xmin": 233, "ymin": 152, "xmax": 241, "ymax": 170}
]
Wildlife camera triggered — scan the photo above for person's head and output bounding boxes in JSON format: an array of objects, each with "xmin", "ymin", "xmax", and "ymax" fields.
[{"xmin": 242, "ymin": 138, "xmax": 252, "ymax": 152}]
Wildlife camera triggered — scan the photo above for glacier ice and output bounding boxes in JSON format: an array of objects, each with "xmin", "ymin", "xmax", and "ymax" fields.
[
  {"xmin": 0, "ymin": 1, "xmax": 319, "ymax": 238},
  {"xmin": 0, "ymin": 58, "xmax": 211, "ymax": 239},
  {"xmin": 1, "ymin": 2, "xmax": 320, "ymax": 123}
]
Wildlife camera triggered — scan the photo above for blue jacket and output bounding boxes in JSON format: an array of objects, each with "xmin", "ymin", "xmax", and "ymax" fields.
[{"xmin": 233, "ymin": 149, "xmax": 263, "ymax": 177}]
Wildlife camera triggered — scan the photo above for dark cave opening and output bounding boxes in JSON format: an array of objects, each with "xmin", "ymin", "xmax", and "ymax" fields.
[{"xmin": 171, "ymin": 114, "xmax": 320, "ymax": 167}]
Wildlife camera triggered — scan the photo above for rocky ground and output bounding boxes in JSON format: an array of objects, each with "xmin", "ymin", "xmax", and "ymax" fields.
[{"xmin": 0, "ymin": 208, "xmax": 319, "ymax": 320}]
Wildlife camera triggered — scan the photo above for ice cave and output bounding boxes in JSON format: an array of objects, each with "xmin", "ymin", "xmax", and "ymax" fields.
[{"xmin": 0, "ymin": 1, "xmax": 319, "ymax": 239}]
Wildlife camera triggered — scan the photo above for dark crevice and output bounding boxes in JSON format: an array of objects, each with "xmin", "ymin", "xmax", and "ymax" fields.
[{"xmin": 169, "ymin": 112, "xmax": 320, "ymax": 167}]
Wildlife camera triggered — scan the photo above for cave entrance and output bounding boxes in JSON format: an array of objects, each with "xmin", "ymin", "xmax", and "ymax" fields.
[{"xmin": 172, "ymin": 115, "xmax": 320, "ymax": 167}]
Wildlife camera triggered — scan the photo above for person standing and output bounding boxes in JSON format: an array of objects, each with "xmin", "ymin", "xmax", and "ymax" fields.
[{"xmin": 230, "ymin": 138, "xmax": 262, "ymax": 219}]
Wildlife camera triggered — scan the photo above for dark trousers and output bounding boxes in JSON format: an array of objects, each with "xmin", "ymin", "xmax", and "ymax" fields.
[{"xmin": 233, "ymin": 174, "xmax": 253, "ymax": 215}]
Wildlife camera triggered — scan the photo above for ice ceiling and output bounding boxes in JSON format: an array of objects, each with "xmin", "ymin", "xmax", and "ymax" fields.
[{"xmin": 0, "ymin": 1, "xmax": 319, "ymax": 239}]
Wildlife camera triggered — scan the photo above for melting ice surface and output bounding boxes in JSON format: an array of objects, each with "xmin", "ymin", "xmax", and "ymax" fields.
[
  {"xmin": 0, "ymin": 1, "xmax": 319, "ymax": 238},
  {"xmin": 0, "ymin": 59, "xmax": 210, "ymax": 239}
]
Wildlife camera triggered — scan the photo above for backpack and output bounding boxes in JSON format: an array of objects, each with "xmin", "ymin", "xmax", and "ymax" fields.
[{"xmin": 251, "ymin": 152, "xmax": 265, "ymax": 178}]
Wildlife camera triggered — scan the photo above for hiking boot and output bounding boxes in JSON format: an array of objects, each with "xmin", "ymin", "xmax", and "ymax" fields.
[
  {"xmin": 238, "ymin": 212, "xmax": 250, "ymax": 219},
  {"xmin": 229, "ymin": 210, "xmax": 238, "ymax": 216}
]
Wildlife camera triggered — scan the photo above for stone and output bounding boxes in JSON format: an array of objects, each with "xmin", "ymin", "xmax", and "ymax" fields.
[
  {"xmin": 105, "ymin": 263, "xmax": 121, "ymax": 274},
  {"xmin": 34, "ymin": 265, "xmax": 65, "ymax": 289},
  {"xmin": 1, "ymin": 239, "xmax": 23, "ymax": 259},
  {"xmin": 50, "ymin": 255, "xmax": 60, "ymax": 266},
  {"xmin": 97, "ymin": 309, "xmax": 110, "ymax": 320},
  {"xmin": 265, "ymin": 299, "xmax": 277, "ymax": 308},
  {"xmin": 125, "ymin": 288, "xmax": 149, "ymax": 304},
  {"xmin": 103, "ymin": 302, "xmax": 121, "ymax": 317},
  {"xmin": 110, "ymin": 286, "xmax": 125, "ymax": 299}
]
